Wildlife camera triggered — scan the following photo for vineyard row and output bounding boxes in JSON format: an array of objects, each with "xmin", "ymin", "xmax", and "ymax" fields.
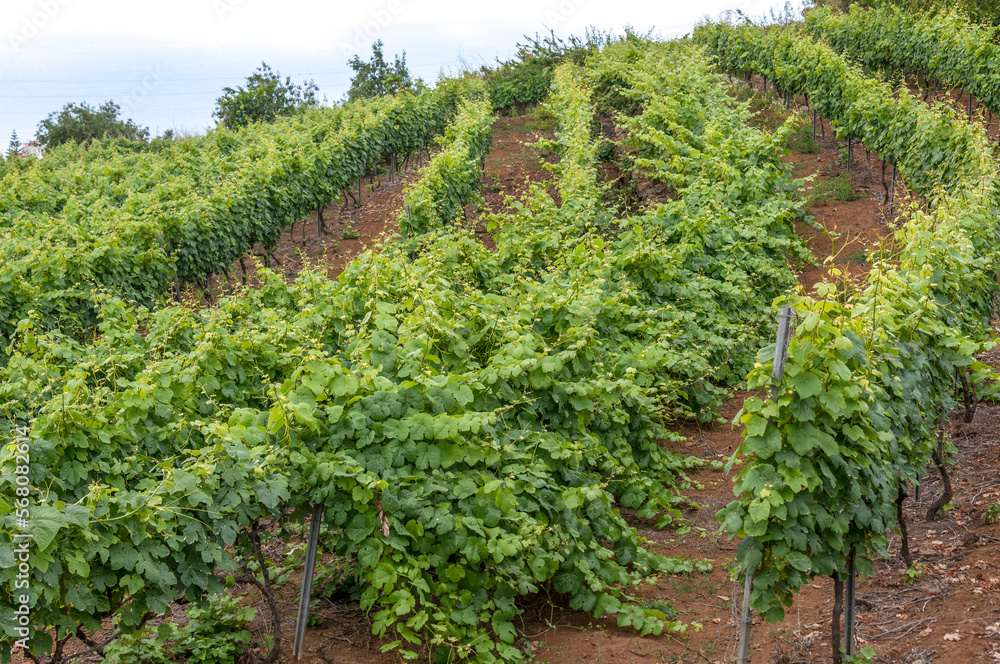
[
  {"xmin": 2, "ymin": 39, "xmax": 812, "ymax": 663},
  {"xmin": 697, "ymin": 20, "xmax": 999, "ymax": 621},
  {"xmin": 0, "ymin": 80, "xmax": 480, "ymax": 351}
]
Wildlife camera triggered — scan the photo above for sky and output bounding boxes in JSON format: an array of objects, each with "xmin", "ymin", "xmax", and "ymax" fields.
[{"xmin": 0, "ymin": 0, "xmax": 801, "ymax": 143}]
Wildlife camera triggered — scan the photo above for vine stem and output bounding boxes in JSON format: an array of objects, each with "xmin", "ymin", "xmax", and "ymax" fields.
[
  {"xmin": 958, "ymin": 370, "xmax": 977, "ymax": 423},
  {"xmin": 233, "ymin": 528, "xmax": 282, "ymax": 664},
  {"xmin": 667, "ymin": 634, "xmax": 714, "ymax": 664},
  {"xmin": 926, "ymin": 426, "xmax": 953, "ymax": 521},
  {"xmin": 63, "ymin": 629, "xmax": 123, "ymax": 664}
]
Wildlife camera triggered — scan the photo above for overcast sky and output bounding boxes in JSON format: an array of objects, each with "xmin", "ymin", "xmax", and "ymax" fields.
[{"xmin": 1, "ymin": 0, "xmax": 801, "ymax": 143}]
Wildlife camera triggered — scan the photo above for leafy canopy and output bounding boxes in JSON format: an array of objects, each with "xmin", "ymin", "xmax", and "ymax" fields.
[
  {"xmin": 214, "ymin": 62, "xmax": 320, "ymax": 130},
  {"xmin": 808, "ymin": 0, "xmax": 1000, "ymax": 25},
  {"xmin": 35, "ymin": 101, "xmax": 149, "ymax": 146},
  {"xmin": 346, "ymin": 39, "xmax": 420, "ymax": 102},
  {"xmin": 482, "ymin": 28, "xmax": 616, "ymax": 113}
]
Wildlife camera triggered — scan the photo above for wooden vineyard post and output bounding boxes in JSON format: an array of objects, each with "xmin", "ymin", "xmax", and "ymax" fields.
[
  {"xmin": 889, "ymin": 164, "xmax": 898, "ymax": 215},
  {"xmin": 770, "ymin": 305, "xmax": 794, "ymax": 401},
  {"xmin": 161, "ymin": 236, "xmax": 181, "ymax": 304},
  {"xmin": 844, "ymin": 548, "xmax": 857, "ymax": 658},
  {"xmin": 737, "ymin": 305, "xmax": 795, "ymax": 664},
  {"xmin": 293, "ymin": 504, "xmax": 326, "ymax": 662},
  {"xmin": 833, "ymin": 578, "xmax": 843, "ymax": 664},
  {"xmin": 736, "ymin": 565, "xmax": 755, "ymax": 664}
]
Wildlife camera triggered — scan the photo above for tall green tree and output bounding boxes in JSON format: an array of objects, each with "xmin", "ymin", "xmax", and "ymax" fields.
[
  {"xmin": 346, "ymin": 40, "xmax": 420, "ymax": 101},
  {"xmin": 7, "ymin": 130, "xmax": 19, "ymax": 158},
  {"xmin": 213, "ymin": 62, "xmax": 320, "ymax": 130},
  {"xmin": 35, "ymin": 101, "xmax": 149, "ymax": 146},
  {"xmin": 483, "ymin": 28, "xmax": 614, "ymax": 114}
]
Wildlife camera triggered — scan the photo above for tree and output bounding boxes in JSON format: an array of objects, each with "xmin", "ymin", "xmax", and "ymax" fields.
[
  {"xmin": 483, "ymin": 28, "xmax": 613, "ymax": 113},
  {"xmin": 35, "ymin": 101, "xmax": 149, "ymax": 147},
  {"xmin": 7, "ymin": 130, "xmax": 20, "ymax": 158},
  {"xmin": 346, "ymin": 40, "xmax": 420, "ymax": 102},
  {"xmin": 213, "ymin": 62, "xmax": 320, "ymax": 130}
]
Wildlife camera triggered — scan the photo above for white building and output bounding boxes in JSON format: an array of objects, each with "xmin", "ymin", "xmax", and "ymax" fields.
[{"xmin": 21, "ymin": 142, "xmax": 44, "ymax": 159}]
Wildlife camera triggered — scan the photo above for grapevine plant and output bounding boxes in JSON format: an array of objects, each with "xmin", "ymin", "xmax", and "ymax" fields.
[
  {"xmin": 0, "ymin": 80, "xmax": 476, "ymax": 353},
  {"xmin": 3, "ymin": 40, "xmax": 815, "ymax": 662},
  {"xmin": 399, "ymin": 97, "xmax": 494, "ymax": 235},
  {"xmin": 805, "ymin": 5, "xmax": 1000, "ymax": 116},
  {"xmin": 697, "ymin": 21, "xmax": 1000, "ymax": 622}
]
